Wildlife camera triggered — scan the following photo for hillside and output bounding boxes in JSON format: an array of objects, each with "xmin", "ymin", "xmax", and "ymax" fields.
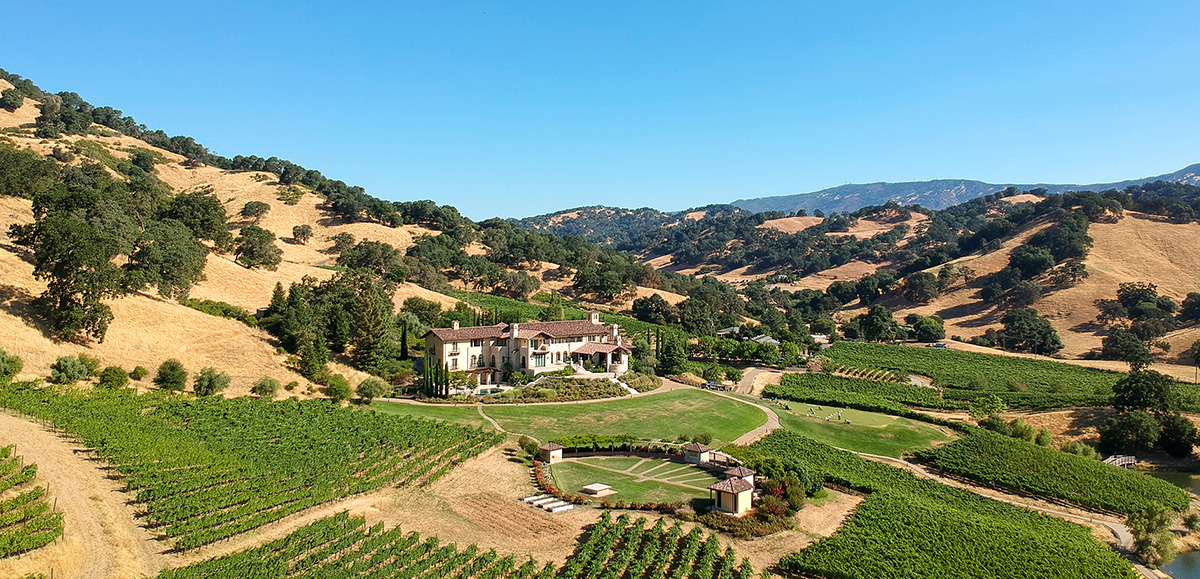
[
  {"xmin": 731, "ymin": 164, "xmax": 1200, "ymax": 214},
  {"xmin": 0, "ymin": 83, "xmax": 463, "ymax": 393},
  {"xmin": 515, "ymin": 204, "xmax": 743, "ymax": 245}
]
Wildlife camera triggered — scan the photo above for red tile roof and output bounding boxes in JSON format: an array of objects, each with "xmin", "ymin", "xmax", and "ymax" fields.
[
  {"xmin": 681, "ymin": 442, "xmax": 711, "ymax": 453},
  {"xmin": 571, "ymin": 343, "xmax": 631, "ymax": 356},
  {"xmin": 708, "ymin": 477, "xmax": 754, "ymax": 494},
  {"xmin": 424, "ymin": 319, "xmax": 610, "ymax": 342},
  {"xmin": 724, "ymin": 466, "xmax": 757, "ymax": 478}
]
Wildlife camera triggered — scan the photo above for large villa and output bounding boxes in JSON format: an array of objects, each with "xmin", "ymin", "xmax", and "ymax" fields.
[{"xmin": 424, "ymin": 311, "xmax": 632, "ymax": 385}]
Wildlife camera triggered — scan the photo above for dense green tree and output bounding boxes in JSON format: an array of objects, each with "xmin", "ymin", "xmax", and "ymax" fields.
[
  {"xmin": 0, "ymin": 144, "xmax": 58, "ymax": 199},
  {"xmin": 858, "ymin": 306, "xmax": 903, "ymax": 342},
  {"xmin": 0, "ymin": 349, "xmax": 22, "ymax": 382},
  {"xmin": 900, "ymin": 272, "xmax": 940, "ymax": 303},
  {"xmin": 234, "ymin": 225, "xmax": 282, "ymax": 270},
  {"xmin": 325, "ymin": 374, "xmax": 353, "ymax": 402},
  {"xmin": 1159, "ymin": 413, "xmax": 1199, "ymax": 458},
  {"xmin": 0, "ymin": 88, "xmax": 23, "ymax": 111},
  {"xmin": 336, "ymin": 240, "xmax": 404, "ymax": 277},
  {"xmin": 632, "ymin": 293, "xmax": 679, "ymax": 325},
  {"xmin": 1099, "ymin": 410, "xmax": 1160, "ymax": 455},
  {"xmin": 1113, "ymin": 370, "xmax": 1179, "ymax": 416},
  {"xmin": 537, "ymin": 293, "xmax": 567, "ymax": 322},
  {"xmin": 657, "ymin": 333, "xmax": 688, "ymax": 375},
  {"xmin": 1008, "ymin": 246, "xmax": 1056, "ymax": 278},
  {"xmin": 826, "ymin": 281, "xmax": 859, "ymax": 306},
  {"xmin": 329, "ymin": 232, "xmax": 356, "ymax": 253},
  {"xmin": 357, "ymin": 377, "xmax": 389, "ymax": 403},
  {"xmin": 126, "ymin": 219, "xmax": 208, "ymax": 299},
  {"xmin": 1181, "ymin": 293, "xmax": 1200, "ymax": 323},
  {"xmin": 193, "ymin": 367, "xmax": 231, "ymax": 397},
  {"xmin": 677, "ymin": 298, "xmax": 715, "ymax": 336},
  {"xmin": 251, "ymin": 377, "xmax": 279, "ymax": 398},
  {"xmin": 809, "ymin": 318, "xmax": 836, "ymax": 336},
  {"xmin": 1100, "ymin": 328, "xmax": 1153, "ymax": 370},
  {"xmin": 154, "ymin": 359, "xmax": 188, "ymax": 391},
  {"xmin": 97, "ymin": 366, "xmax": 129, "ymax": 389},
  {"xmin": 163, "ymin": 191, "xmax": 233, "ymax": 250},
  {"xmin": 909, "ymin": 315, "xmax": 946, "ymax": 342},
  {"xmin": 998, "ymin": 308, "xmax": 1062, "ymax": 354},
  {"xmin": 292, "ymin": 224, "xmax": 313, "ymax": 244},
  {"xmin": 240, "ymin": 201, "xmax": 270, "ymax": 222},
  {"xmin": 402, "ymin": 297, "xmax": 443, "ymax": 327},
  {"xmin": 1126, "ymin": 502, "xmax": 1179, "ymax": 567},
  {"xmin": 1007, "ymin": 280, "xmax": 1043, "ymax": 308}
]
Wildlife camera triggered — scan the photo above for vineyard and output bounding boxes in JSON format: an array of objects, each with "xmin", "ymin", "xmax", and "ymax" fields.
[
  {"xmin": 157, "ymin": 511, "xmax": 757, "ymax": 579},
  {"xmin": 912, "ymin": 431, "xmax": 1190, "ymax": 514},
  {"xmin": 0, "ymin": 446, "xmax": 63, "ymax": 558},
  {"xmin": 821, "ymin": 342, "xmax": 1125, "ymax": 409},
  {"xmin": 0, "ymin": 385, "xmax": 502, "ymax": 550},
  {"xmin": 830, "ymin": 365, "xmax": 902, "ymax": 383},
  {"xmin": 770, "ymin": 373, "xmax": 962, "ymax": 411},
  {"xmin": 746, "ymin": 430, "xmax": 1137, "ymax": 579}
]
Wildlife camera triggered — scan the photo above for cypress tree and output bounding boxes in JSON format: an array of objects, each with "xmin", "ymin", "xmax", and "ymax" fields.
[{"xmin": 400, "ymin": 325, "xmax": 409, "ymax": 360}]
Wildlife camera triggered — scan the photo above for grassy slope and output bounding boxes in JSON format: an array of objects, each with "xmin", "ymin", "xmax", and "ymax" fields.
[
  {"xmin": 365, "ymin": 401, "xmax": 493, "ymax": 431},
  {"xmin": 774, "ymin": 404, "xmax": 955, "ymax": 458},
  {"xmin": 480, "ymin": 389, "xmax": 765, "ymax": 446}
]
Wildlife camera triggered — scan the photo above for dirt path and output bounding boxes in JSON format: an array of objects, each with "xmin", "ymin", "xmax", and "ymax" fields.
[
  {"xmin": 0, "ymin": 411, "xmax": 167, "ymax": 579},
  {"xmin": 707, "ymin": 390, "xmax": 781, "ymax": 446}
]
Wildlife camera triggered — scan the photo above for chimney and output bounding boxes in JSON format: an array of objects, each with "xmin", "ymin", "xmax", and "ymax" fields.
[
  {"xmin": 589, "ymin": 311, "xmax": 600, "ymax": 324},
  {"xmin": 612, "ymin": 324, "xmax": 620, "ymax": 340},
  {"xmin": 511, "ymin": 322, "xmax": 519, "ymax": 339},
  {"xmin": 451, "ymin": 320, "xmax": 460, "ymax": 330}
]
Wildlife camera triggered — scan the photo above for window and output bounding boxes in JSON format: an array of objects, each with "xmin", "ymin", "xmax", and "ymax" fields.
[
  {"xmin": 612, "ymin": 353, "xmax": 622, "ymax": 363},
  {"xmin": 450, "ymin": 359, "xmax": 459, "ymax": 370},
  {"xmin": 471, "ymin": 339, "xmax": 483, "ymax": 347},
  {"xmin": 533, "ymin": 354, "xmax": 546, "ymax": 368},
  {"xmin": 470, "ymin": 355, "xmax": 477, "ymax": 367},
  {"xmin": 449, "ymin": 342, "xmax": 461, "ymax": 354},
  {"xmin": 490, "ymin": 355, "xmax": 496, "ymax": 367},
  {"xmin": 521, "ymin": 356, "xmax": 527, "ymax": 369}
]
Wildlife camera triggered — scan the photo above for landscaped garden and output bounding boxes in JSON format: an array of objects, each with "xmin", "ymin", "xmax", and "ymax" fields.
[
  {"xmin": 773, "ymin": 402, "xmax": 956, "ymax": 458},
  {"xmin": 549, "ymin": 457, "xmax": 720, "ymax": 503}
]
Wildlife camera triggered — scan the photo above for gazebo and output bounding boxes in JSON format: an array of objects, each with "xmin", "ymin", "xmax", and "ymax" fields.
[
  {"xmin": 708, "ymin": 477, "xmax": 755, "ymax": 516},
  {"xmin": 681, "ymin": 442, "xmax": 711, "ymax": 464},
  {"xmin": 539, "ymin": 442, "xmax": 564, "ymax": 464},
  {"xmin": 723, "ymin": 466, "xmax": 757, "ymax": 486}
]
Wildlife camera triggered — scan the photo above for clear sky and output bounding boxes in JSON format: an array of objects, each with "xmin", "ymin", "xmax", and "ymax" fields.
[{"xmin": 6, "ymin": 2, "xmax": 1200, "ymax": 219}]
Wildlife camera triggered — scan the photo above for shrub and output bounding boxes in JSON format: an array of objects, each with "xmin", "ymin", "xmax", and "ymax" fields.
[
  {"xmin": 519, "ymin": 436, "xmax": 540, "ymax": 457},
  {"xmin": 97, "ymin": 366, "xmax": 129, "ymax": 389},
  {"xmin": 240, "ymin": 201, "xmax": 271, "ymax": 221},
  {"xmin": 252, "ymin": 377, "xmax": 280, "ymax": 398},
  {"xmin": 154, "ymin": 359, "xmax": 188, "ymax": 391},
  {"xmin": 0, "ymin": 349, "xmax": 22, "ymax": 382},
  {"xmin": 325, "ymin": 374, "xmax": 352, "ymax": 402},
  {"xmin": 193, "ymin": 367, "xmax": 231, "ymax": 397},
  {"xmin": 329, "ymin": 232, "xmax": 356, "ymax": 253},
  {"xmin": 292, "ymin": 224, "xmax": 313, "ymax": 244},
  {"xmin": 131, "ymin": 366, "xmax": 149, "ymax": 380},
  {"xmin": 356, "ymin": 377, "xmax": 388, "ymax": 403},
  {"xmin": 78, "ymin": 354, "xmax": 100, "ymax": 376},
  {"xmin": 50, "ymin": 355, "xmax": 90, "ymax": 384},
  {"xmin": 285, "ymin": 381, "xmax": 298, "ymax": 391}
]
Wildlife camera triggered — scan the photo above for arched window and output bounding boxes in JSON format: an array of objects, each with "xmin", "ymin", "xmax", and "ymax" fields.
[
  {"xmin": 491, "ymin": 355, "xmax": 496, "ymax": 367},
  {"xmin": 521, "ymin": 356, "xmax": 527, "ymax": 368},
  {"xmin": 470, "ymin": 355, "xmax": 477, "ymax": 367}
]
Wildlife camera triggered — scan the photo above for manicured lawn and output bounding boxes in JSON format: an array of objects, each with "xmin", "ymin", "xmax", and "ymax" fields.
[
  {"xmin": 579, "ymin": 457, "xmax": 643, "ymax": 470},
  {"xmin": 775, "ymin": 404, "xmax": 955, "ymax": 458},
  {"xmin": 481, "ymin": 389, "xmax": 765, "ymax": 446},
  {"xmin": 367, "ymin": 401, "xmax": 493, "ymax": 431},
  {"xmin": 549, "ymin": 459, "xmax": 713, "ymax": 503}
]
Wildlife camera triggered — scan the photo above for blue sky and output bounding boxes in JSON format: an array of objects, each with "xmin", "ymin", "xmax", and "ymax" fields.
[{"xmin": 6, "ymin": 2, "xmax": 1200, "ymax": 219}]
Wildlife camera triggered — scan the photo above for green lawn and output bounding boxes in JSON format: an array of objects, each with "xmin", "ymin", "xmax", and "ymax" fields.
[
  {"xmin": 481, "ymin": 389, "xmax": 765, "ymax": 446},
  {"xmin": 549, "ymin": 459, "xmax": 713, "ymax": 503},
  {"xmin": 579, "ymin": 457, "xmax": 643, "ymax": 470},
  {"xmin": 367, "ymin": 401, "xmax": 493, "ymax": 431},
  {"xmin": 775, "ymin": 403, "xmax": 955, "ymax": 458}
]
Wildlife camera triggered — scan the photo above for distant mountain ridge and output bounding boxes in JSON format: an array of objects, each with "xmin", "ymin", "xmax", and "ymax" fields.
[{"xmin": 731, "ymin": 163, "xmax": 1200, "ymax": 214}]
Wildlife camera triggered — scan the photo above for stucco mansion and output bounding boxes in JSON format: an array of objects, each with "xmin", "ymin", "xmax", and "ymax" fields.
[{"xmin": 424, "ymin": 312, "xmax": 632, "ymax": 385}]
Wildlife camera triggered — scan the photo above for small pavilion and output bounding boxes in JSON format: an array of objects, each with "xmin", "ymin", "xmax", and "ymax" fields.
[
  {"xmin": 539, "ymin": 442, "xmax": 564, "ymax": 464},
  {"xmin": 708, "ymin": 477, "xmax": 755, "ymax": 516},
  {"xmin": 681, "ymin": 442, "xmax": 712, "ymax": 464},
  {"xmin": 723, "ymin": 466, "xmax": 756, "ymax": 486}
]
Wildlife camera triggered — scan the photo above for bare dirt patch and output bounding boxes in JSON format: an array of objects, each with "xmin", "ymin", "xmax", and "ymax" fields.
[
  {"xmin": 0, "ymin": 412, "xmax": 167, "ymax": 579},
  {"xmin": 728, "ymin": 489, "xmax": 862, "ymax": 574}
]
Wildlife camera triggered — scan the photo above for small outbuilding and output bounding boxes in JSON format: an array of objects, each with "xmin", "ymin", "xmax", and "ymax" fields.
[
  {"xmin": 708, "ymin": 477, "xmax": 755, "ymax": 516},
  {"xmin": 681, "ymin": 442, "xmax": 712, "ymax": 464},
  {"xmin": 723, "ymin": 466, "xmax": 757, "ymax": 487},
  {"xmin": 539, "ymin": 442, "xmax": 564, "ymax": 464},
  {"xmin": 582, "ymin": 483, "xmax": 616, "ymax": 497}
]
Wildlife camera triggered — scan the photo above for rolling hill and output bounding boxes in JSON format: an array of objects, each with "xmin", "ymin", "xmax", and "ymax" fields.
[{"xmin": 731, "ymin": 164, "xmax": 1200, "ymax": 214}]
